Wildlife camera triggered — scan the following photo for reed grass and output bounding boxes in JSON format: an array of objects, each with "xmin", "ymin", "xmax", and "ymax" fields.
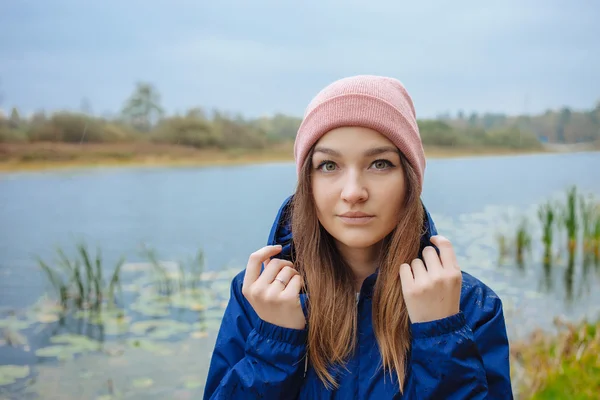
[
  {"xmin": 593, "ymin": 211, "xmax": 600, "ymax": 262},
  {"xmin": 36, "ymin": 240, "xmax": 207, "ymax": 315},
  {"xmin": 580, "ymin": 194, "xmax": 595, "ymax": 254},
  {"xmin": 139, "ymin": 246, "xmax": 173, "ymax": 296},
  {"xmin": 515, "ymin": 217, "xmax": 532, "ymax": 266},
  {"xmin": 500, "ymin": 185, "xmax": 600, "ymax": 268},
  {"xmin": 138, "ymin": 245, "xmax": 205, "ymax": 296},
  {"xmin": 35, "ymin": 242, "xmax": 124, "ymax": 312},
  {"xmin": 538, "ymin": 201, "xmax": 555, "ymax": 264},
  {"xmin": 496, "ymin": 233, "xmax": 509, "ymax": 263},
  {"xmin": 563, "ymin": 186, "xmax": 579, "ymax": 255}
]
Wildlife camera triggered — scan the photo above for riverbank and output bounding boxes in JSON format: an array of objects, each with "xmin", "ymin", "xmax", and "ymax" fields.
[
  {"xmin": 0, "ymin": 142, "xmax": 596, "ymax": 173},
  {"xmin": 510, "ymin": 317, "xmax": 599, "ymax": 399}
]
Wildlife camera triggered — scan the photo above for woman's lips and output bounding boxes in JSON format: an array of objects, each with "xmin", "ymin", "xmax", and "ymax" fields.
[{"xmin": 337, "ymin": 212, "xmax": 375, "ymax": 225}]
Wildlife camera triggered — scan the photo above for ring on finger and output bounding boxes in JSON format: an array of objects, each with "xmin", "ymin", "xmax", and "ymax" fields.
[{"xmin": 274, "ymin": 278, "xmax": 287, "ymax": 286}]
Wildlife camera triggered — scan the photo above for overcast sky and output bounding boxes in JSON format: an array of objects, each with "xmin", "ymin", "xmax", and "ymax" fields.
[{"xmin": 1, "ymin": 0, "xmax": 598, "ymax": 119}]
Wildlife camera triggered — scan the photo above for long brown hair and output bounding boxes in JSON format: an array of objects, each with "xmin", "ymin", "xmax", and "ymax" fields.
[{"xmin": 290, "ymin": 146, "xmax": 425, "ymax": 393}]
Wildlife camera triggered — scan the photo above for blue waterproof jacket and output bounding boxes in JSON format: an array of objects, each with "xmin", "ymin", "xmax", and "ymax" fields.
[{"xmin": 203, "ymin": 195, "xmax": 513, "ymax": 399}]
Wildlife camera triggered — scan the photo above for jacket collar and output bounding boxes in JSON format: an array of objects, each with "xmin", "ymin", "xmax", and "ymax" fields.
[{"xmin": 266, "ymin": 194, "xmax": 438, "ymax": 298}]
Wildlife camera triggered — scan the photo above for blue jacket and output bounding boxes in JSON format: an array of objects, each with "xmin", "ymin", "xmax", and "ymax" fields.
[{"xmin": 203, "ymin": 195, "xmax": 513, "ymax": 399}]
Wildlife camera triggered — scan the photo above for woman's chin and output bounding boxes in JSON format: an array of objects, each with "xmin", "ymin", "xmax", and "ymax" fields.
[{"xmin": 332, "ymin": 231, "xmax": 385, "ymax": 250}]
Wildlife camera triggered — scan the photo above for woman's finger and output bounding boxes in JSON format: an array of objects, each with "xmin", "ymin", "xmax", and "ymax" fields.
[
  {"xmin": 243, "ymin": 245, "xmax": 282, "ymax": 288},
  {"xmin": 410, "ymin": 258, "xmax": 428, "ymax": 283},
  {"xmin": 399, "ymin": 263, "xmax": 414, "ymax": 292},
  {"xmin": 272, "ymin": 266, "xmax": 298, "ymax": 288},
  {"xmin": 256, "ymin": 258, "xmax": 294, "ymax": 286},
  {"xmin": 282, "ymin": 274, "xmax": 304, "ymax": 297},
  {"xmin": 430, "ymin": 236, "xmax": 459, "ymax": 270},
  {"xmin": 422, "ymin": 246, "xmax": 442, "ymax": 274}
]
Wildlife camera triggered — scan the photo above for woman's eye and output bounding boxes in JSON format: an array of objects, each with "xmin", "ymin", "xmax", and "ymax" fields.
[
  {"xmin": 372, "ymin": 160, "xmax": 393, "ymax": 170},
  {"xmin": 323, "ymin": 161, "xmax": 336, "ymax": 171},
  {"xmin": 317, "ymin": 161, "xmax": 337, "ymax": 172}
]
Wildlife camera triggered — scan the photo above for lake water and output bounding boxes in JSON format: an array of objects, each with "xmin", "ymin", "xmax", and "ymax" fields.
[{"xmin": 0, "ymin": 151, "xmax": 599, "ymax": 399}]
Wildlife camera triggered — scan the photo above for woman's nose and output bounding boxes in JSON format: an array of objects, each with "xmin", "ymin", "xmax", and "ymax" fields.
[{"xmin": 340, "ymin": 171, "xmax": 368, "ymax": 204}]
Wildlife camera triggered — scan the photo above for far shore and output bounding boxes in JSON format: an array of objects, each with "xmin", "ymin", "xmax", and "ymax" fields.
[{"xmin": 0, "ymin": 142, "xmax": 597, "ymax": 173}]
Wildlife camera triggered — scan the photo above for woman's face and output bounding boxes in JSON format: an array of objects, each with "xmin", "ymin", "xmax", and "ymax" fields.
[{"xmin": 310, "ymin": 126, "xmax": 407, "ymax": 251}]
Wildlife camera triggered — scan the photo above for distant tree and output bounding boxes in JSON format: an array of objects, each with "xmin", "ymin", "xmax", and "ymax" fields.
[
  {"xmin": 153, "ymin": 114, "xmax": 216, "ymax": 148},
  {"xmin": 186, "ymin": 107, "xmax": 206, "ymax": 119},
  {"xmin": 80, "ymin": 97, "xmax": 93, "ymax": 116},
  {"xmin": 589, "ymin": 100, "xmax": 600, "ymax": 125},
  {"xmin": 30, "ymin": 110, "xmax": 47, "ymax": 125},
  {"xmin": 436, "ymin": 112, "xmax": 451, "ymax": 121},
  {"xmin": 121, "ymin": 82, "xmax": 164, "ymax": 132},
  {"xmin": 556, "ymin": 107, "xmax": 572, "ymax": 142},
  {"xmin": 468, "ymin": 112, "xmax": 478, "ymax": 127},
  {"xmin": 9, "ymin": 107, "xmax": 21, "ymax": 129}
]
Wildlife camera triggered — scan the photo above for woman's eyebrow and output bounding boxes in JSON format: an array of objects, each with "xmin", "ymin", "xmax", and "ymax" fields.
[
  {"xmin": 313, "ymin": 147, "xmax": 341, "ymax": 157},
  {"xmin": 313, "ymin": 146, "xmax": 399, "ymax": 157},
  {"xmin": 363, "ymin": 146, "xmax": 400, "ymax": 157}
]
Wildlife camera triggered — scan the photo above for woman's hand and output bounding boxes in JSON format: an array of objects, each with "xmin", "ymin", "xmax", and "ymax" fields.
[
  {"xmin": 399, "ymin": 236, "xmax": 462, "ymax": 324},
  {"xmin": 242, "ymin": 245, "xmax": 306, "ymax": 330}
]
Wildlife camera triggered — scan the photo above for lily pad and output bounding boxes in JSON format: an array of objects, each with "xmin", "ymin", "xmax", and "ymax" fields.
[
  {"xmin": 122, "ymin": 262, "xmax": 153, "ymax": 272},
  {"xmin": 29, "ymin": 296, "xmax": 64, "ymax": 314},
  {"xmin": 525, "ymin": 290, "xmax": 543, "ymax": 299},
  {"xmin": 130, "ymin": 302, "xmax": 170, "ymax": 317},
  {"xmin": 77, "ymin": 308, "xmax": 124, "ymax": 321},
  {"xmin": 36, "ymin": 313, "xmax": 60, "ymax": 324},
  {"xmin": 34, "ymin": 346, "xmax": 75, "ymax": 360},
  {"xmin": 0, "ymin": 365, "xmax": 30, "ymax": 386},
  {"xmin": 2, "ymin": 328, "xmax": 28, "ymax": 347},
  {"xmin": 168, "ymin": 293, "xmax": 209, "ymax": 311},
  {"xmin": 130, "ymin": 320, "xmax": 192, "ymax": 339},
  {"xmin": 190, "ymin": 331, "xmax": 208, "ymax": 339},
  {"xmin": 209, "ymin": 281, "xmax": 232, "ymax": 295},
  {"xmin": 132, "ymin": 377, "xmax": 154, "ymax": 389},
  {"xmin": 121, "ymin": 283, "xmax": 140, "ymax": 292},
  {"xmin": 80, "ymin": 371, "xmax": 94, "ymax": 379},
  {"xmin": 200, "ymin": 308, "xmax": 225, "ymax": 320},
  {"xmin": 0, "ymin": 317, "xmax": 32, "ymax": 331},
  {"xmin": 127, "ymin": 338, "xmax": 172, "ymax": 356},
  {"xmin": 183, "ymin": 377, "xmax": 203, "ymax": 389},
  {"xmin": 102, "ymin": 321, "xmax": 131, "ymax": 336},
  {"xmin": 74, "ymin": 309, "xmax": 131, "ymax": 335},
  {"xmin": 50, "ymin": 333, "xmax": 101, "ymax": 348},
  {"xmin": 192, "ymin": 319, "xmax": 222, "ymax": 332},
  {"xmin": 26, "ymin": 298, "xmax": 64, "ymax": 325},
  {"xmin": 35, "ymin": 334, "xmax": 102, "ymax": 360}
]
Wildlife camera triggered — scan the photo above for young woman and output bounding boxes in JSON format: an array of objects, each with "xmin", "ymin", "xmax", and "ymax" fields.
[{"xmin": 203, "ymin": 75, "xmax": 513, "ymax": 399}]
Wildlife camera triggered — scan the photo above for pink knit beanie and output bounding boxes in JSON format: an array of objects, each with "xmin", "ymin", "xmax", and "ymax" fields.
[{"xmin": 294, "ymin": 75, "xmax": 426, "ymax": 192}]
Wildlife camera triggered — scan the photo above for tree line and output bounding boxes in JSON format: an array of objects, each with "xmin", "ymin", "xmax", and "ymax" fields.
[{"xmin": 1, "ymin": 82, "xmax": 599, "ymax": 150}]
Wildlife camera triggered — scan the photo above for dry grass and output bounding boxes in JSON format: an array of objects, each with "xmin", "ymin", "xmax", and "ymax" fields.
[
  {"xmin": 0, "ymin": 141, "xmax": 588, "ymax": 173},
  {"xmin": 0, "ymin": 142, "xmax": 296, "ymax": 172},
  {"xmin": 511, "ymin": 318, "xmax": 600, "ymax": 399}
]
